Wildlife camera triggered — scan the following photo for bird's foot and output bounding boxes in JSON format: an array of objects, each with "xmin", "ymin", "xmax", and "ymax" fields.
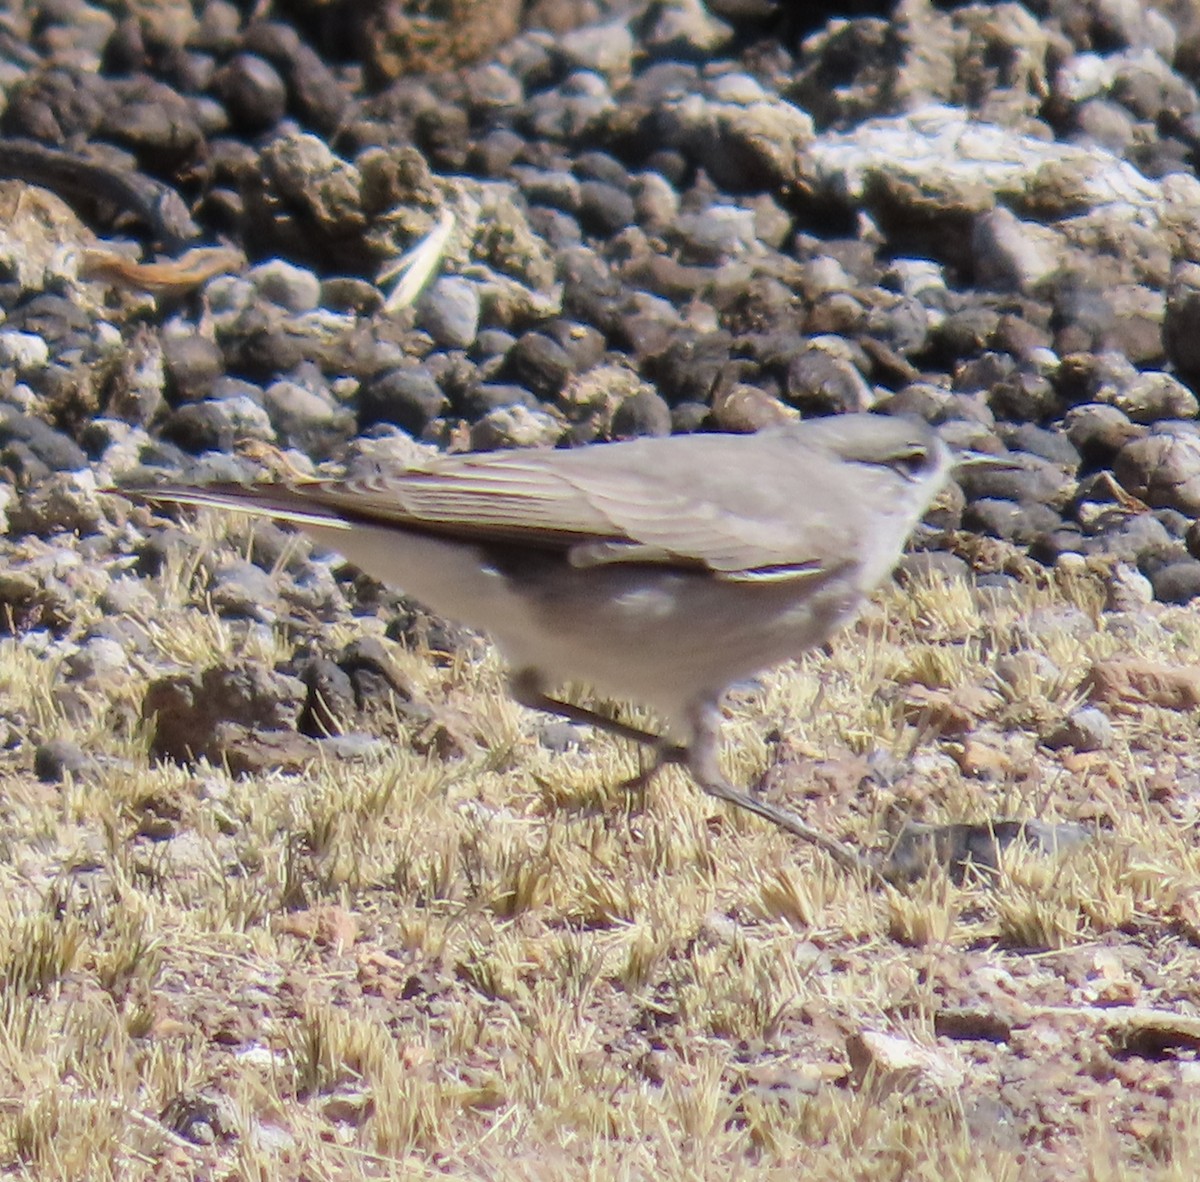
[
  {"xmin": 617, "ymin": 741, "xmax": 687, "ymax": 794},
  {"xmin": 684, "ymin": 702, "xmax": 884, "ymax": 885}
]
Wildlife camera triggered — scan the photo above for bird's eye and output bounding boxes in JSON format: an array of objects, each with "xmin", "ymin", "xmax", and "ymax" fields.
[{"xmin": 891, "ymin": 448, "xmax": 929, "ymax": 479}]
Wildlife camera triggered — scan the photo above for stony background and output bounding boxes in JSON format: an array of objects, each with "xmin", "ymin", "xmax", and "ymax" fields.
[
  {"xmin": 5, "ymin": 0, "xmax": 1200, "ymax": 617},
  {"xmin": 0, "ymin": 1, "xmax": 1196, "ymax": 582}
]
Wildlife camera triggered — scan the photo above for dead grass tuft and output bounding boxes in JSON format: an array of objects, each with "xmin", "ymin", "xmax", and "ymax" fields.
[{"xmin": 0, "ymin": 562, "xmax": 1194, "ymax": 1177}]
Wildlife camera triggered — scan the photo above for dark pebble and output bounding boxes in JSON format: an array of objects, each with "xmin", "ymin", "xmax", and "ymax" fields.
[
  {"xmin": 1051, "ymin": 281, "xmax": 1119, "ymax": 355},
  {"xmin": 163, "ymin": 398, "xmax": 269, "ymax": 454},
  {"xmin": 320, "ymin": 277, "xmax": 383, "ymax": 315},
  {"xmin": 998, "ymin": 422, "xmax": 1080, "ymax": 468},
  {"xmin": 651, "ymin": 329, "xmax": 734, "ymax": 404},
  {"xmin": 472, "ymin": 329, "xmax": 518, "ymax": 363},
  {"xmin": 1150, "ymin": 560, "xmax": 1200, "ymax": 604},
  {"xmin": 895, "ymin": 551, "xmax": 973, "ymax": 585},
  {"xmin": 264, "ymin": 377, "xmax": 347, "ymax": 452},
  {"xmin": 1164, "ymin": 263, "xmax": 1200, "ymax": 388},
  {"xmin": 1082, "ymin": 512, "xmax": 1177, "ymax": 564},
  {"xmin": 424, "ymin": 352, "xmax": 477, "ymax": 404},
  {"xmin": 1044, "ymin": 706, "xmax": 1113, "ymax": 752},
  {"xmin": 208, "ymin": 561, "xmax": 279, "ymax": 620},
  {"xmin": 461, "ymin": 63, "xmax": 522, "ymax": 117},
  {"xmin": 163, "ymin": 334, "xmax": 224, "ymax": 405},
  {"xmin": 886, "ymin": 383, "xmax": 956, "ymax": 423},
  {"xmin": 213, "ymin": 53, "xmax": 287, "ymax": 133},
  {"xmin": 358, "ymin": 368, "xmax": 448, "ymax": 436},
  {"xmin": 298, "ymin": 657, "xmax": 356, "ymax": 738},
  {"xmin": 957, "ymin": 455, "xmax": 1073, "ymax": 508},
  {"xmin": 1113, "ymin": 59, "xmax": 1196, "ymax": 123},
  {"xmin": 573, "ymin": 150, "xmax": 631, "ymax": 187},
  {"xmin": 241, "ymin": 20, "xmax": 348, "ymax": 134},
  {"xmin": 628, "ymin": 60, "xmax": 700, "ymax": 106},
  {"xmin": 135, "ymin": 528, "xmax": 203, "ymax": 578},
  {"xmin": 991, "ymin": 311, "xmax": 1053, "ymax": 358},
  {"xmin": 244, "ymin": 519, "xmax": 310, "ymax": 573},
  {"xmin": 610, "ymin": 307, "xmax": 676, "ymax": 361},
  {"xmin": 988, "ymin": 370, "xmax": 1060, "ymax": 422},
  {"xmin": 34, "ymin": 738, "xmax": 94, "ymax": 783},
  {"xmin": 536, "ymin": 720, "xmax": 587, "ymax": 752},
  {"xmin": 0, "ymin": 407, "xmax": 87, "ymax": 472},
  {"xmin": 611, "ymin": 387, "xmax": 672, "ymax": 438},
  {"xmin": 503, "ymin": 331, "xmax": 574, "ymax": 399},
  {"xmin": 670, "ymin": 401, "xmax": 710, "ymax": 433},
  {"xmin": 470, "ymin": 127, "xmax": 525, "ymax": 175},
  {"xmin": 1063, "ymin": 403, "xmax": 1143, "ymax": 468},
  {"xmin": 386, "ymin": 602, "xmax": 479, "ymax": 658},
  {"xmin": 953, "ymin": 352, "xmax": 1017, "ymax": 394},
  {"xmin": 644, "ymin": 147, "xmax": 688, "ymax": 187},
  {"xmin": 1030, "ymin": 527, "xmax": 1086, "ymax": 564},
  {"xmin": 931, "ymin": 307, "xmax": 1001, "ymax": 360},
  {"xmin": 102, "ymin": 17, "xmax": 148, "ymax": 73},
  {"xmin": 631, "ymin": 253, "xmax": 712, "ymax": 301},
  {"xmin": 864, "ymin": 302, "xmax": 929, "ymax": 364},
  {"xmin": 197, "ymin": 186, "xmax": 243, "ymax": 234},
  {"xmin": 1155, "ymin": 508, "xmax": 1191, "ymax": 538},
  {"xmin": 458, "ymin": 383, "xmax": 541, "ymax": 419},
  {"xmin": 963, "ymin": 498, "xmax": 1062, "ymax": 545},
  {"xmin": 7, "ymin": 294, "xmax": 93, "ymax": 339},
  {"xmin": 222, "ymin": 327, "xmax": 306, "ymax": 380},
  {"xmin": 544, "ymin": 320, "xmax": 606, "ymax": 373},
  {"xmin": 515, "ymin": 167, "xmax": 581, "ymax": 212},
  {"xmin": 560, "ymin": 247, "xmax": 624, "ymax": 332},
  {"xmin": 1, "ymin": 442, "xmax": 47, "ymax": 485},
  {"xmin": 577, "ymin": 179, "xmax": 636, "ymax": 236},
  {"xmin": 415, "ymin": 105, "xmax": 471, "ymax": 172},
  {"xmin": 786, "ymin": 345, "xmax": 870, "ymax": 415},
  {"xmin": 2, "ymin": 65, "xmax": 108, "ymax": 141},
  {"xmin": 526, "ymin": 206, "xmax": 584, "ymax": 250},
  {"xmin": 99, "ymin": 77, "xmax": 204, "ymax": 164},
  {"xmin": 144, "ymin": 663, "xmax": 302, "ymax": 766},
  {"xmin": 339, "ymin": 636, "xmax": 412, "ymax": 709}
]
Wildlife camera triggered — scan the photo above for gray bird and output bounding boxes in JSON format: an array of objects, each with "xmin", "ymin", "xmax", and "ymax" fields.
[{"xmin": 126, "ymin": 412, "xmax": 954, "ymax": 873}]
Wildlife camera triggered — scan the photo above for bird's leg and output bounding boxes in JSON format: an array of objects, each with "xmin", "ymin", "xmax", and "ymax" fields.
[
  {"xmin": 511, "ymin": 668, "xmax": 668, "ymax": 748},
  {"xmin": 512, "ymin": 672, "xmax": 879, "ymax": 878},
  {"xmin": 684, "ymin": 700, "xmax": 883, "ymax": 882},
  {"xmin": 615, "ymin": 743, "xmax": 686, "ymax": 795},
  {"xmin": 509, "ymin": 669, "xmax": 686, "ymax": 787}
]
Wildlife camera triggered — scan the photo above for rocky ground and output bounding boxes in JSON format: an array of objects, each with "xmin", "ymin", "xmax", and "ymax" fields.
[{"xmin": 0, "ymin": 0, "xmax": 1199, "ymax": 1177}]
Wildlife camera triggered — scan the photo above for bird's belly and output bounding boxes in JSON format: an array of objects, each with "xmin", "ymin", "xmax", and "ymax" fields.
[
  {"xmin": 300, "ymin": 521, "xmax": 860, "ymax": 729},
  {"xmin": 526, "ymin": 571, "xmax": 859, "ymax": 703}
]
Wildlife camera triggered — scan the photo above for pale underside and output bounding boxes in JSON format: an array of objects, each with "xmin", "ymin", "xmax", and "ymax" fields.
[{"xmin": 135, "ymin": 419, "xmax": 945, "ymax": 737}]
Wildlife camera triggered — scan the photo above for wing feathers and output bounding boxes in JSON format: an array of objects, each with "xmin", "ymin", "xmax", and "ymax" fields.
[{"xmin": 125, "ymin": 432, "xmax": 852, "ymax": 579}]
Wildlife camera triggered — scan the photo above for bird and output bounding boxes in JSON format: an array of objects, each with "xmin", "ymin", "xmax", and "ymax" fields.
[{"xmin": 123, "ymin": 412, "xmax": 954, "ymax": 874}]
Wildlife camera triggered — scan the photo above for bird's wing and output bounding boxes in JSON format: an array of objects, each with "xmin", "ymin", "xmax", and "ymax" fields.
[{"xmin": 127, "ymin": 440, "xmax": 854, "ymax": 581}]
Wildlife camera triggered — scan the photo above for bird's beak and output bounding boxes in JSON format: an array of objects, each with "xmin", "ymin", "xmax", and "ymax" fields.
[{"xmin": 953, "ymin": 450, "xmax": 1024, "ymax": 471}]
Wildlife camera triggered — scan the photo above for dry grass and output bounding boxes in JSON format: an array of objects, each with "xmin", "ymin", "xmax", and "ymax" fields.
[{"xmin": 0, "ymin": 539, "xmax": 1197, "ymax": 1180}]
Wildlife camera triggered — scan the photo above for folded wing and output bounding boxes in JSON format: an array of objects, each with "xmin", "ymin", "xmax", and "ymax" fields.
[{"xmin": 128, "ymin": 436, "xmax": 852, "ymax": 583}]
